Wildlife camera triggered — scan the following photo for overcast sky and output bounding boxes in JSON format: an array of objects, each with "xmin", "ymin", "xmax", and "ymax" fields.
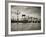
[{"xmin": 11, "ymin": 5, "xmax": 41, "ymax": 19}]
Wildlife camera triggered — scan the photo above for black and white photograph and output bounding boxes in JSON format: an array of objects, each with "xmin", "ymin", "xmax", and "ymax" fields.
[
  {"xmin": 8, "ymin": 3, "xmax": 43, "ymax": 34},
  {"xmin": 11, "ymin": 6, "xmax": 41, "ymax": 31}
]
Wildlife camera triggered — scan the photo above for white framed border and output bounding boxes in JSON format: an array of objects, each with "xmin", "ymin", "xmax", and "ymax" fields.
[{"xmin": 8, "ymin": 3, "xmax": 43, "ymax": 35}]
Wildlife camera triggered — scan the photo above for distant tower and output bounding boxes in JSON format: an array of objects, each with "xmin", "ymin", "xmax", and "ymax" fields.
[
  {"xmin": 22, "ymin": 14, "xmax": 26, "ymax": 20},
  {"xmin": 15, "ymin": 10, "xmax": 20, "ymax": 23}
]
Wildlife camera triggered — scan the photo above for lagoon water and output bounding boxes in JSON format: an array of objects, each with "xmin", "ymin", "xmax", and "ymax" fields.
[{"xmin": 11, "ymin": 23, "xmax": 41, "ymax": 31}]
